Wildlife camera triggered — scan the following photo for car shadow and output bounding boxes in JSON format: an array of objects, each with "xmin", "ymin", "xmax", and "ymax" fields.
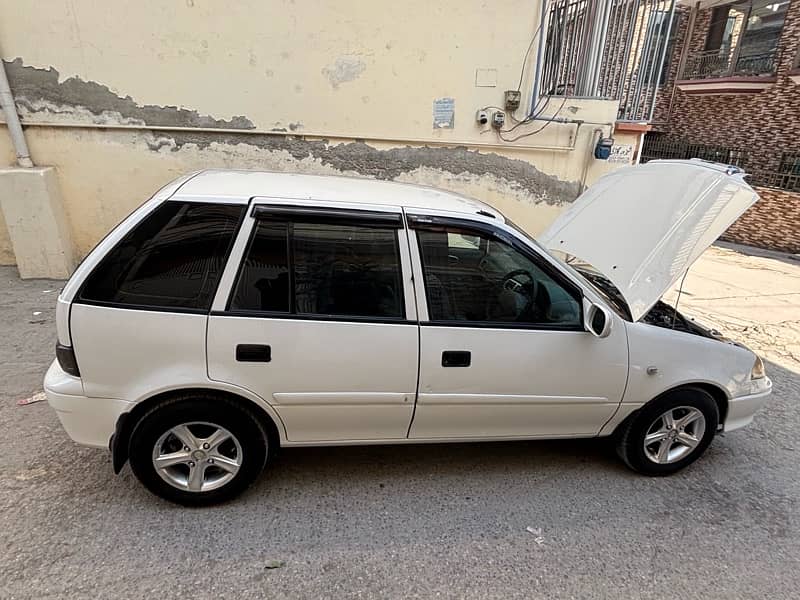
[{"xmin": 247, "ymin": 436, "xmax": 626, "ymax": 495}]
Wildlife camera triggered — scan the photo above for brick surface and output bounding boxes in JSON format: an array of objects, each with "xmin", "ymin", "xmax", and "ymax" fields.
[
  {"xmin": 723, "ymin": 186, "xmax": 800, "ymax": 253},
  {"xmin": 651, "ymin": 1, "xmax": 800, "ymax": 253}
]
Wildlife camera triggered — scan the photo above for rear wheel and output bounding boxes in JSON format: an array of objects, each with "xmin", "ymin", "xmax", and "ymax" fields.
[
  {"xmin": 616, "ymin": 387, "xmax": 719, "ymax": 475},
  {"xmin": 129, "ymin": 393, "xmax": 268, "ymax": 505}
]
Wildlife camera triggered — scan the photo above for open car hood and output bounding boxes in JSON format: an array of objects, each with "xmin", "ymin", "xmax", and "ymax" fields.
[{"xmin": 539, "ymin": 159, "xmax": 758, "ymax": 321}]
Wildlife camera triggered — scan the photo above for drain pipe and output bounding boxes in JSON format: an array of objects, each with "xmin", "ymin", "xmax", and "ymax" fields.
[{"xmin": 0, "ymin": 57, "xmax": 33, "ymax": 167}]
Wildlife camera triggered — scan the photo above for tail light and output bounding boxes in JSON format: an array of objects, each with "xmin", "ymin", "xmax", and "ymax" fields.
[{"xmin": 56, "ymin": 343, "xmax": 80, "ymax": 377}]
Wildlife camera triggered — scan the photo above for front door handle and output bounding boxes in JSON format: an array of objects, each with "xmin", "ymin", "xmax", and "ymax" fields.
[
  {"xmin": 442, "ymin": 350, "xmax": 471, "ymax": 367},
  {"xmin": 236, "ymin": 344, "xmax": 271, "ymax": 362}
]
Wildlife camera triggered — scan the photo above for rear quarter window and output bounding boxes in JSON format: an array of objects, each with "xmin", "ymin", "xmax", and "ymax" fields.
[{"xmin": 78, "ymin": 201, "xmax": 244, "ymax": 311}]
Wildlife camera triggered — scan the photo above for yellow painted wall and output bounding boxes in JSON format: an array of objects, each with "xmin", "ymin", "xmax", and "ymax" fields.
[{"xmin": 0, "ymin": 0, "xmax": 637, "ymax": 264}]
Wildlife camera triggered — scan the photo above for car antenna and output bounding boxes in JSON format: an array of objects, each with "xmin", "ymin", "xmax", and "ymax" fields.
[{"xmin": 672, "ymin": 269, "xmax": 690, "ymax": 329}]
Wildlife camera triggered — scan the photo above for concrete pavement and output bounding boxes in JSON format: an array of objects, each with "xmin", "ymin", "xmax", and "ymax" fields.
[
  {"xmin": 664, "ymin": 243, "xmax": 800, "ymax": 372},
  {"xmin": 1, "ymin": 250, "xmax": 799, "ymax": 599}
]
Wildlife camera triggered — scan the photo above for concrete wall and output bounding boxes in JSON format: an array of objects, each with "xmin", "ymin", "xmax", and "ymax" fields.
[{"xmin": 0, "ymin": 0, "xmax": 635, "ymax": 263}]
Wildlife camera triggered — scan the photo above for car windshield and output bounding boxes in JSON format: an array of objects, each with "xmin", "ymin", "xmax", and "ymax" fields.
[{"xmin": 503, "ymin": 217, "xmax": 632, "ymax": 321}]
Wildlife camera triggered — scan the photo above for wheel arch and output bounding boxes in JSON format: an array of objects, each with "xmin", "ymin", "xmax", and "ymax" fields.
[
  {"xmin": 111, "ymin": 387, "xmax": 284, "ymax": 474},
  {"xmin": 611, "ymin": 381, "xmax": 729, "ymax": 438}
]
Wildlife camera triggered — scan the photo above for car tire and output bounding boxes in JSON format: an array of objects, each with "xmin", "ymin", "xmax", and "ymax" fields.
[
  {"xmin": 128, "ymin": 393, "xmax": 269, "ymax": 506},
  {"xmin": 616, "ymin": 386, "xmax": 719, "ymax": 476}
]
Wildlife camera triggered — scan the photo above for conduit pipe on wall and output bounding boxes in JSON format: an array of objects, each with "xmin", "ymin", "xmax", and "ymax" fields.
[
  {"xmin": 0, "ymin": 56, "xmax": 33, "ymax": 167},
  {"xmin": 0, "ymin": 120, "xmax": 586, "ymax": 153},
  {"xmin": 580, "ymin": 128, "xmax": 605, "ymax": 190}
]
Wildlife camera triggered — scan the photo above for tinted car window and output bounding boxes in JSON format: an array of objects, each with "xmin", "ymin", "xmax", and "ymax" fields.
[
  {"xmin": 231, "ymin": 221, "xmax": 404, "ymax": 319},
  {"xmin": 80, "ymin": 201, "xmax": 243, "ymax": 310},
  {"xmin": 229, "ymin": 222, "xmax": 290, "ymax": 312},
  {"xmin": 293, "ymin": 223, "xmax": 404, "ymax": 319},
  {"xmin": 417, "ymin": 228, "xmax": 581, "ymax": 327}
]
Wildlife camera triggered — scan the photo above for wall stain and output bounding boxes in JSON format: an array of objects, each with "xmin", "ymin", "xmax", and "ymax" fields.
[
  {"xmin": 3, "ymin": 58, "xmax": 580, "ymax": 204},
  {"xmin": 322, "ymin": 56, "xmax": 367, "ymax": 89},
  {"xmin": 3, "ymin": 59, "xmax": 254, "ymax": 129},
  {"xmin": 158, "ymin": 131, "xmax": 580, "ymax": 204}
]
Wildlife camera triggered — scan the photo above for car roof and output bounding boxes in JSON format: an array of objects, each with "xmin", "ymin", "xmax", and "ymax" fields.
[{"xmin": 171, "ymin": 169, "xmax": 504, "ymax": 220}]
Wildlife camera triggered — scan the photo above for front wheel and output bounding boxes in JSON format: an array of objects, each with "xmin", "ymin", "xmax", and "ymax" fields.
[
  {"xmin": 616, "ymin": 387, "xmax": 719, "ymax": 476},
  {"xmin": 129, "ymin": 394, "xmax": 269, "ymax": 505}
]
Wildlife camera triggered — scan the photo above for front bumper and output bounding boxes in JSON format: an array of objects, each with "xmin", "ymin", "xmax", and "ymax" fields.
[
  {"xmin": 44, "ymin": 360, "xmax": 134, "ymax": 448},
  {"xmin": 724, "ymin": 377, "xmax": 772, "ymax": 432}
]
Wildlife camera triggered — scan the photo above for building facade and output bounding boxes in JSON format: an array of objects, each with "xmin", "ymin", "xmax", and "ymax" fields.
[
  {"xmin": 0, "ymin": 0, "xmax": 680, "ymax": 277},
  {"xmin": 647, "ymin": 0, "xmax": 800, "ymax": 253}
]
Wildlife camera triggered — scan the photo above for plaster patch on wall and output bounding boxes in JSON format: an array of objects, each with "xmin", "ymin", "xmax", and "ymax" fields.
[
  {"xmin": 395, "ymin": 167, "xmax": 568, "ymax": 235},
  {"xmin": 3, "ymin": 127, "xmax": 582, "ymax": 258},
  {"xmin": 149, "ymin": 130, "xmax": 580, "ymax": 205},
  {"xmin": 3, "ymin": 59, "xmax": 255, "ymax": 129},
  {"xmin": 322, "ymin": 56, "xmax": 367, "ymax": 89}
]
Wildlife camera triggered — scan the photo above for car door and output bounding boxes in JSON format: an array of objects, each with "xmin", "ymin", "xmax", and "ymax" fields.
[
  {"xmin": 406, "ymin": 213, "xmax": 628, "ymax": 439},
  {"xmin": 207, "ymin": 200, "xmax": 419, "ymax": 442}
]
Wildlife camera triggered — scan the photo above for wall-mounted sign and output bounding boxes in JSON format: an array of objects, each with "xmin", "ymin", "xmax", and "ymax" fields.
[
  {"xmin": 433, "ymin": 97, "xmax": 455, "ymax": 129},
  {"xmin": 608, "ymin": 144, "xmax": 634, "ymax": 164}
]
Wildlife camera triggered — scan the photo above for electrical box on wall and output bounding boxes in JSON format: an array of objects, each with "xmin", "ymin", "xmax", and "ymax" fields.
[
  {"xmin": 491, "ymin": 110, "xmax": 506, "ymax": 129},
  {"xmin": 594, "ymin": 137, "xmax": 614, "ymax": 160},
  {"xmin": 504, "ymin": 90, "xmax": 521, "ymax": 112}
]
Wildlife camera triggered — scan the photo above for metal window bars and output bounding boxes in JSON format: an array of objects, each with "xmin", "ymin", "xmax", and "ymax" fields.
[
  {"xmin": 540, "ymin": 0, "xmax": 677, "ymax": 122},
  {"xmin": 681, "ymin": 47, "xmax": 779, "ymax": 80},
  {"xmin": 641, "ymin": 138, "xmax": 800, "ymax": 193}
]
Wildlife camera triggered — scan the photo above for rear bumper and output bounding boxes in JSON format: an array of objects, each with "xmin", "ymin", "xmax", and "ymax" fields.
[
  {"xmin": 44, "ymin": 360, "xmax": 134, "ymax": 448},
  {"xmin": 724, "ymin": 377, "xmax": 772, "ymax": 432}
]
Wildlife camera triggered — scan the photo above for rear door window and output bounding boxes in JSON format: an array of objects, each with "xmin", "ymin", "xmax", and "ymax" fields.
[
  {"xmin": 229, "ymin": 218, "xmax": 405, "ymax": 320},
  {"xmin": 79, "ymin": 201, "xmax": 244, "ymax": 311},
  {"xmin": 293, "ymin": 223, "xmax": 403, "ymax": 319}
]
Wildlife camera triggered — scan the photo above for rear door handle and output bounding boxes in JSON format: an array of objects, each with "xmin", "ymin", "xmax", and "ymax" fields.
[
  {"xmin": 236, "ymin": 344, "xmax": 271, "ymax": 362},
  {"xmin": 442, "ymin": 350, "xmax": 471, "ymax": 367}
]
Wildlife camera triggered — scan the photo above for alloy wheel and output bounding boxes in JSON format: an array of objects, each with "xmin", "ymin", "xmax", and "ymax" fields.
[
  {"xmin": 642, "ymin": 406, "xmax": 706, "ymax": 465},
  {"xmin": 151, "ymin": 421, "xmax": 243, "ymax": 492}
]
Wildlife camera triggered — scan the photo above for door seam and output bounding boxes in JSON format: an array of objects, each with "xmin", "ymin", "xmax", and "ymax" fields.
[{"xmin": 403, "ymin": 208, "xmax": 422, "ymax": 438}]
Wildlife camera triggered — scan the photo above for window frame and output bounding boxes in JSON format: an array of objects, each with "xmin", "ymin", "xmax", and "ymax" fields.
[
  {"xmin": 219, "ymin": 204, "xmax": 413, "ymax": 324},
  {"xmin": 407, "ymin": 213, "xmax": 585, "ymax": 332},
  {"xmin": 74, "ymin": 200, "xmax": 246, "ymax": 315},
  {"xmin": 704, "ymin": 1, "xmax": 790, "ymax": 73}
]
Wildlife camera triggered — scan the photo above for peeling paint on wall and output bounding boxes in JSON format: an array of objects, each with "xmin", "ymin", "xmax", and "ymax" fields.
[
  {"xmin": 155, "ymin": 130, "xmax": 581, "ymax": 205},
  {"xmin": 0, "ymin": 124, "xmax": 579, "ymax": 259},
  {"xmin": 3, "ymin": 59, "xmax": 254, "ymax": 129},
  {"xmin": 0, "ymin": 55, "xmax": 592, "ymax": 264},
  {"xmin": 0, "ymin": 58, "xmax": 578, "ymax": 205}
]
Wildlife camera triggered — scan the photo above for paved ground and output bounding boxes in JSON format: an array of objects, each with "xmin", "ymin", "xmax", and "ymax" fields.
[
  {"xmin": 665, "ymin": 242, "xmax": 800, "ymax": 372},
  {"xmin": 1, "ymin": 247, "xmax": 799, "ymax": 599}
]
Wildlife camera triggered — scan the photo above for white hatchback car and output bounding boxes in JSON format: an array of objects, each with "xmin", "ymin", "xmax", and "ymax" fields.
[{"xmin": 45, "ymin": 160, "xmax": 771, "ymax": 505}]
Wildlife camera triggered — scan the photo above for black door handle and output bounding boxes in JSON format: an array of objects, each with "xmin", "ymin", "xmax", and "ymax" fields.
[
  {"xmin": 236, "ymin": 344, "xmax": 271, "ymax": 362},
  {"xmin": 442, "ymin": 350, "xmax": 471, "ymax": 367}
]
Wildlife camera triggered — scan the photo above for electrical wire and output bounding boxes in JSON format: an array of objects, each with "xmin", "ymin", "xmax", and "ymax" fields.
[
  {"xmin": 489, "ymin": 93, "xmax": 551, "ymax": 139},
  {"xmin": 494, "ymin": 0, "xmax": 572, "ymax": 142},
  {"xmin": 502, "ymin": 94, "xmax": 551, "ymax": 134},
  {"xmin": 496, "ymin": 95, "xmax": 569, "ymax": 143},
  {"xmin": 515, "ymin": 19, "xmax": 546, "ymax": 93}
]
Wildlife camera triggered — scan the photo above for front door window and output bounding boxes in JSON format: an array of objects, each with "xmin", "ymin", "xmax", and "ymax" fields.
[{"xmin": 416, "ymin": 226, "xmax": 582, "ymax": 328}]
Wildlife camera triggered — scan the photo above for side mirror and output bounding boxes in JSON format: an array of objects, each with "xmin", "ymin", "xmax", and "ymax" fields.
[{"xmin": 583, "ymin": 298, "xmax": 612, "ymax": 338}]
